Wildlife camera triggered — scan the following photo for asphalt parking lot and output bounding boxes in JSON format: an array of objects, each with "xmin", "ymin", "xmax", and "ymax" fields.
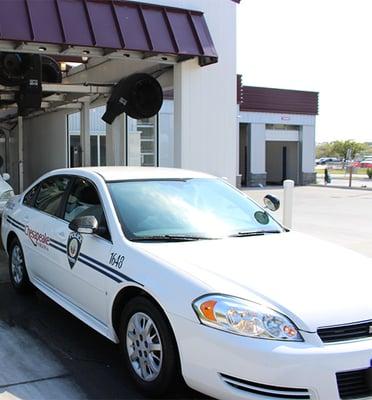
[
  {"xmin": 0, "ymin": 257, "xmax": 205, "ymax": 400},
  {"xmin": 244, "ymin": 185, "xmax": 372, "ymax": 258},
  {"xmin": 1, "ymin": 184, "xmax": 371, "ymax": 400}
]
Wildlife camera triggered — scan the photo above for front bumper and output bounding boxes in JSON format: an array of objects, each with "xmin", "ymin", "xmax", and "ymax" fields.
[{"xmin": 170, "ymin": 313, "xmax": 372, "ymax": 400}]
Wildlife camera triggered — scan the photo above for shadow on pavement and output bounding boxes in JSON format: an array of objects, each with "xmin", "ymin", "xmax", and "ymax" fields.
[{"xmin": 0, "ymin": 250, "xmax": 209, "ymax": 400}]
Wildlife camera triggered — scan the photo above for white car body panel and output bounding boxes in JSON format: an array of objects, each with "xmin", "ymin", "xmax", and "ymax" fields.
[
  {"xmin": 1, "ymin": 166, "xmax": 372, "ymax": 400},
  {"xmin": 134, "ymin": 232, "xmax": 372, "ymax": 332},
  {"xmin": 0, "ymin": 175, "xmax": 14, "ymax": 214}
]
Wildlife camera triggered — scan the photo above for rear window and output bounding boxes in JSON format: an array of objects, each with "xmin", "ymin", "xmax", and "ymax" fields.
[
  {"xmin": 34, "ymin": 176, "xmax": 70, "ymax": 217},
  {"xmin": 23, "ymin": 184, "xmax": 39, "ymax": 207}
]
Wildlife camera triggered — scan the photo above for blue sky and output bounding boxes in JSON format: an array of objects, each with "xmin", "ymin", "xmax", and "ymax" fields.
[{"xmin": 236, "ymin": 0, "xmax": 372, "ymax": 143}]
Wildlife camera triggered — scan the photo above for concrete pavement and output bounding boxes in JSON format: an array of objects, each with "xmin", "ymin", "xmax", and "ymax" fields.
[
  {"xmin": 0, "ymin": 250, "xmax": 204, "ymax": 400},
  {"xmin": 1, "ymin": 184, "xmax": 372, "ymax": 399},
  {"xmin": 0, "ymin": 248, "xmax": 85, "ymax": 400},
  {"xmin": 244, "ymin": 185, "xmax": 372, "ymax": 258}
]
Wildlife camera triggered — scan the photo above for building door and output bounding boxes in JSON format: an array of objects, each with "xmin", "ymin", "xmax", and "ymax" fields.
[
  {"xmin": 266, "ymin": 141, "xmax": 299, "ymax": 185},
  {"xmin": 282, "ymin": 146, "xmax": 287, "ymax": 182},
  {"xmin": 239, "ymin": 124, "xmax": 249, "ymax": 186}
]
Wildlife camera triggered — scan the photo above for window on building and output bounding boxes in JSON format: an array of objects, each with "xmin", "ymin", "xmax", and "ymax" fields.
[
  {"xmin": 266, "ymin": 124, "xmax": 300, "ymax": 131},
  {"xmin": 127, "ymin": 115, "xmax": 158, "ymax": 167},
  {"xmin": 67, "ymin": 108, "xmax": 107, "ymax": 168}
]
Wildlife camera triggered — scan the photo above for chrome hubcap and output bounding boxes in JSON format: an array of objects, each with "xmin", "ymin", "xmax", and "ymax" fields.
[
  {"xmin": 11, "ymin": 245, "xmax": 23, "ymax": 285},
  {"xmin": 126, "ymin": 312, "xmax": 163, "ymax": 382}
]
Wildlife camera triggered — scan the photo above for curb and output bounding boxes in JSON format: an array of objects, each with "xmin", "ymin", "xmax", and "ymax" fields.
[{"xmin": 310, "ymin": 184, "xmax": 372, "ymax": 191}]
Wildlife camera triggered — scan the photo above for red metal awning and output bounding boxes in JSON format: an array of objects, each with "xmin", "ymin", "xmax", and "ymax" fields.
[{"xmin": 0, "ymin": 0, "xmax": 218, "ymax": 66}]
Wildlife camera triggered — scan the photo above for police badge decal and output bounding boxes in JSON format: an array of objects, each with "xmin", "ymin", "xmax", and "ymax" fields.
[{"xmin": 67, "ymin": 232, "xmax": 82, "ymax": 269}]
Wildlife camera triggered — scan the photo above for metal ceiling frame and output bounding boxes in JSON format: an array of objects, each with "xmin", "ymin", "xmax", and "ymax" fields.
[
  {"xmin": 0, "ymin": 82, "xmax": 112, "ymax": 121},
  {"xmin": 0, "ymin": 40, "xmax": 181, "ymax": 65}
]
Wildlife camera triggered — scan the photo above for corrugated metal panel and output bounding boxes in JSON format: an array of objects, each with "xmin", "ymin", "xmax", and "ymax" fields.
[
  {"xmin": 0, "ymin": 0, "xmax": 218, "ymax": 66},
  {"xmin": 240, "ymin": 86, "xmax": 319, "ymax": 115}
]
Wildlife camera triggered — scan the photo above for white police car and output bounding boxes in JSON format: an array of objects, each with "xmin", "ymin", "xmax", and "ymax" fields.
[{"xmin": 2, "ymin": 167, "xmax": 372, "ymax": 400}]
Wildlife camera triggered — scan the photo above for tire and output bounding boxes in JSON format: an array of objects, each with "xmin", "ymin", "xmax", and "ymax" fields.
[
  {"xmin": 8, "ymin": 237, "xmax": 32, "ymax": 293},
  {"xmin": 119, "ymin": 296, "xmax": 181, "ymax": 398}
]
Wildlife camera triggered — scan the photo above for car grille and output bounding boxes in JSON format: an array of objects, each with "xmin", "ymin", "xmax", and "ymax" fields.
[
  {"xmin": 317, "ymin": 320, "xmax": 372, "ymax": 343},
  {"xmin": 336, "ymin": 368, "xmax": 372, "ymax": 399},
  {"xmin": 220, "ymin": 373, "xmax": 311, "ymax": 399}
]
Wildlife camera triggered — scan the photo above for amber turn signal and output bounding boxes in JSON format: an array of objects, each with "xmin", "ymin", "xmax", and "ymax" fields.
[{"xmin": 200, "ymin": 300, "xmax": 217, "ymax": 322}]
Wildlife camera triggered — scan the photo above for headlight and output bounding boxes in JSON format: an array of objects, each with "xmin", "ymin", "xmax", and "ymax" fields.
[
  {"xmin": 192, "ymin": 295, "xmax": 303, "ymax": 341},
  {"xmin": 0, "ymin": 190, "xmax": 14, "ymax": 202}
]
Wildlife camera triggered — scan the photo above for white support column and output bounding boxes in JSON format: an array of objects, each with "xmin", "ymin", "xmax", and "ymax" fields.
[
  {"xmin": 105, "ymin": 113, "xmax": 125, "ymax": 166},
  {"xmin": 301, "ymin": 125, "xmax": 316, "ymax": 184},
  {"xmin": 249, "ymin": 123, "xmax": 266, "ymax": 185},
  {"xmin": 173, "ymin": 58, "xmax": 238, "ymax": 184},
  {"xmin": 301, "ymin": 125, "xmax": 316, "ymax": 172},
  {"xmin": 17, "ymin": 116, "xmax": 24, "ymax": 193},
  {"xmin": 80, "ymin": 102, "xmax": 91, "ymax": 166},
  {"xmin": 173, "ymin": 64, "xmax": 183, "ymax": 169}
]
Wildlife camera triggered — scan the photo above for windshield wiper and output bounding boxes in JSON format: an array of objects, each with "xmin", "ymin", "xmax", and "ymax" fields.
[
  {"xmin": 230, "ymin": 230, "xmax": 282, "ymax": 238},
  {"xmin": 131, "ymin": 235, "xmax": 215, "ymax": 242}
]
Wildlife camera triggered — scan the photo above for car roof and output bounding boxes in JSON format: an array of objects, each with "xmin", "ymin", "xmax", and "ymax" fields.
[{"xmin": 51, "ymin": 167, "xmax": 216, "ymax": 182}]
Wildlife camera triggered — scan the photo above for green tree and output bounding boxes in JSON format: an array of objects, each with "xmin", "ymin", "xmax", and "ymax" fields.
[
  {"xmin": 316, "ymin": 140, "xmax": 368, "ymax": 160},
  {"xmin": 329, "ymin": 140, "xmax": 367, "ymax": 159},
  {"xmin": 316, "ymin": 142, "xmax": 335, "ymax": 158}
]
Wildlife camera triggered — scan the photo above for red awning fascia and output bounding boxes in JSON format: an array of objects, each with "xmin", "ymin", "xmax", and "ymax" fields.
[{"xmin": 0, "ymin": 0, "xmax": 218, "ymax": 66}]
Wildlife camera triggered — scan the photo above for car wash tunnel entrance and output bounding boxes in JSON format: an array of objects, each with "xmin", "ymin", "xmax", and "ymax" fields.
[{"xmin": 0, "ymin": 0, "xmax": 240, "ymax": 193}]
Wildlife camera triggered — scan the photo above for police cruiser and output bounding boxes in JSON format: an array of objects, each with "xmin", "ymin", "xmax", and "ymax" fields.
[{"xmin": 2, "ymin": 167, "xmax": 372, "ymax": 400}]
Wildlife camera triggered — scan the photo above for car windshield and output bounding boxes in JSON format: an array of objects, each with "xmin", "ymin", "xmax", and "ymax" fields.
[{"xmin": 108, "ymin": 178, "xmax": 283, "ymax": 241}]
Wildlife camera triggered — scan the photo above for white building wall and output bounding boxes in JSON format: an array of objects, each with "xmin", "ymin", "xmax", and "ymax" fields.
[
  {"xmin": 265, "ymin": 130, "xmax": 299, "ymax": 142},
  {"xmin": 240, "ymin": 111, "xmax": 316, "ymax": 126},
  {"xmin": 23, "ymin": 111, "xmax": 69, "ymax": 187},
  {"xmin": 172, "ymin": 0, "xmax": 238, "ymax": 184}
]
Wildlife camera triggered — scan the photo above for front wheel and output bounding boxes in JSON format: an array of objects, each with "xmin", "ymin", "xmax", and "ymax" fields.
[
  {"xmin": 119, "ymin": 296, "xmax": 181, "ymax": 397},
  {"xmin": 9, "ymin": 238, "xmax": 32, "ymax": 293}
]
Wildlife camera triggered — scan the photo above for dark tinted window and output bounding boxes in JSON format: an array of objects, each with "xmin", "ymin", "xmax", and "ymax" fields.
[
  {"xmin": 23, "ymin": 184, "xmax": 39, "ymax": 207},
  {"xmin": 35, "ymin": 176, "xmax": 70, "ymax": 216},
  {"xmin": 64, "ymin": 178, "xmax": 110, "ymax": 240}
]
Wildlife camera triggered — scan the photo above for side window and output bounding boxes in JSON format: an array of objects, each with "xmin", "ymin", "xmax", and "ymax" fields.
[
  {"xmin": 64, "ymin": 178, "xmax": 110, "ymax": 240},
  {"xmin": 34, "ymin": 176, "xmax": 70, "ymax": 217},
  {"xmin": 23, "ymin": 184, "xmax": 39, "ymax": 207}
]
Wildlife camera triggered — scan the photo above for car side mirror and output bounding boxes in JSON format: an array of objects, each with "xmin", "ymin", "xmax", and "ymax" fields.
[
  {"xmin": 263, "ymin": 195, "xmax": 280, "ymax": 212},
  {"xmin": 2, "ymin": 173, "xmax": 10, "ymax": 181},
  {"xmin": 69, "ymin": 215, "xmax": 98, "ymax": 234}
]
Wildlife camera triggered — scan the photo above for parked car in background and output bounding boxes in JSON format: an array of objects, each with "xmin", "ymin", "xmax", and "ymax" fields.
[
  {"xmin": 0, "ymin": 173, "xmax": 14, "ymax": 215},
  {"xmin": 316, "ymin": 157, "xmax": 340, "ymax": 165},
  {"xmin": 354, "ymin": 156, "xmax": 372, "ymax": 169},
  {"xmin": 2, "ymin": 167, "xmax": 372, "ymax": 400}
]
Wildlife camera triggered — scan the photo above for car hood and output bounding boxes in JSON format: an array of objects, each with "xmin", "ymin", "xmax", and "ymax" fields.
[{"xmin": 135, "ymin": 231, "xmax": 372, "ymax": 332}]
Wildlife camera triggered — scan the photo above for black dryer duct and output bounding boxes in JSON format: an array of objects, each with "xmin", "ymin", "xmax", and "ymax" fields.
[
  {"xmin": 102, "ymin": 73, "xmax": 163, "ymax": 124},
  {"xmin": 41, "ymin": 56, "xmax": 63, "ymax": 84},
  {"xmin": 0, "ymin": 52, "xmax": 62, "ymax": 116}
]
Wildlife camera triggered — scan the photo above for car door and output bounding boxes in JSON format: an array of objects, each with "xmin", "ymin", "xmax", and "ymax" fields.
[
  {"xmin": 52, "ymin": 177, "xmax": 113, "ymax": 325},
  {"xmin": 16, "ymin": 182, "xmax": 45, "ymax": 281},
  {"xmin": 28, "ymin": 175, "xmax": 72, "ymax": 287}
]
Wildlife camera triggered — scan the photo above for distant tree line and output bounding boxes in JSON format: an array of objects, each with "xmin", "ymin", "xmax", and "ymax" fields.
[{"xmin": 316, "ymin": 140, "xmax": 371, "ymax": 160}]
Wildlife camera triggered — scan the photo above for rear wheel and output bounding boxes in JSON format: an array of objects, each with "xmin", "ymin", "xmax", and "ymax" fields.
[
  {"xmin": 119, "ymin": 296, "xmax": 181, "ymax": 397},
  {"xmin": 9, "ymin": 238, "xmax": 32, "ymax": 293}
]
